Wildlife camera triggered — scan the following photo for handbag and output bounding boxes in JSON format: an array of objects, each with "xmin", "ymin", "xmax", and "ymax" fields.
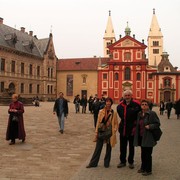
[
  {"xmin": 12, "ymin": 116, "xmax": 19, "ymax": 122},
  {"xmin": 98, "ymin": 111, "xmax": 113, "ymax": 140},
  {"xmin": 151, "ymin": 127, "xmax": 162, "ymax": 141},
  {"xmin": 98, "ymin": 123, "xmax": 112, "ymax": 140}
]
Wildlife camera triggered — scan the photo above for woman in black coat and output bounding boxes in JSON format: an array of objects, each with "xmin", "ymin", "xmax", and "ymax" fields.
[{"xmin": 134, "ymin": 99, "xmax": 161, "ymax": 176}]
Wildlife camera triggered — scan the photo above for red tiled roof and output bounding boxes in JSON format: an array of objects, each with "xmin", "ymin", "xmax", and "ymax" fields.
[{"xmin": 57, "ymin": 57, "xmax": 109, "ymax": 71}]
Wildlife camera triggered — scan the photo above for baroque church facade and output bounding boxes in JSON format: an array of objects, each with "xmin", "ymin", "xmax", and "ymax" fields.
[
  {"xmin": 0, "ymin": 17, "xmax": 57, "ymax": 101},
  {"xmin": 98, "ymin": 9, "xmax": 180, "ymax": 104}
]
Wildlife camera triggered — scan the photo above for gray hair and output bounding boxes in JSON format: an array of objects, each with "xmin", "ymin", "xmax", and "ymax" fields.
[{"xmin": 123, "ymin": 90, "xmax": 132, "ymax": 97}]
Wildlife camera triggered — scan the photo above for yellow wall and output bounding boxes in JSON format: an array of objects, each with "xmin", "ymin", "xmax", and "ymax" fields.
[{"xmin": 57, "ymin": 70, "xmax": 98, "ymax": 102}]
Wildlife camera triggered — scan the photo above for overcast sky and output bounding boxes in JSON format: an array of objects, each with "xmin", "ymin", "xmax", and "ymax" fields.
[{"xmin": 1, "ymin": 0, "xmax": 180, "ymax": 68}]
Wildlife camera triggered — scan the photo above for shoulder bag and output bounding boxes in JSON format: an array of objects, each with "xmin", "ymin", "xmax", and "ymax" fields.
[{"xmin": 98, "ymin": 111, "xmax": 113, "ymax": 140}]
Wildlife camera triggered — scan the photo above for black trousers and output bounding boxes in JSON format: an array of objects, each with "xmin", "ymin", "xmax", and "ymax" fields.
[
  {"xmin": 167, "ymin": 110, "xmax": 171, "ymax": 119},
  {"xmin": 9, "ymin": 120, "xmax": 18, "ymax": 142},
  {"xmin": 89, "ymin": 138, "xmax": 112, "ymax": 167},
  {"xmin": 120, "ymin": 134, "xmax": 134, "ymax": 164},
  {"xmin": 93, "ymin": 113, "xmax": 98, "ymax": 128},
  {"xmin": 141, "ymin": 147, "xmax": 153, "ymax": 172}
]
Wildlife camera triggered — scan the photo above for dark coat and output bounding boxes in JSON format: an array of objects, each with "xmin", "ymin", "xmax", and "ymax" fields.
[
  {"xmin": 174, "ymin": 100, "xmax": 180, "ymax": 115},
  {"xmin": 6, "ymin": 101, "xmax": 26, "ymax": 140},
  {"xmin": 159, "ymin": 102, "xmax": 165, "ymax": 111},
  {"xmin": 53, "ymin": 98, "xmax": 68, "ymax": 117},
  {"xmin": 80, "ymin": 98, "xmax": 87, "ymax": 106},
  {"xmin": 166, "ymin": 102, "xmax": 173, "ymax": 110},
  {"xmin": 134, "ymin": 110, "xmax": 160, "ymax": 147},
  {"xmin": 117, "ymin": 99, "xmax": 141, "ymax": 136}
]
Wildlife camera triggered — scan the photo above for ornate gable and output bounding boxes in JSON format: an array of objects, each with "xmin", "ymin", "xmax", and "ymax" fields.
[{"xmin": 109, "ymin": 35, "xmax": 146, "ymax": 50}]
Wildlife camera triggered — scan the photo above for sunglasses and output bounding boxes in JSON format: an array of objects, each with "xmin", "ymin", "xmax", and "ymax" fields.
[{"xmin": 141, "ymin": 103, "xmax": 148, "ymax": 106}]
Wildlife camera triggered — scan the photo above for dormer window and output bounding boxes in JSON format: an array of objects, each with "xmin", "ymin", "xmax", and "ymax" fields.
[{"xmin": 4, "ymin": 33, "xmax": 17, "ymax": 45}]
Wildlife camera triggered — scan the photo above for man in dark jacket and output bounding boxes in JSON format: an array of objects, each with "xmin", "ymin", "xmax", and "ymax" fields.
[
  {"xmin": 92, "ymin": 97, "xmax": 100, "ymax": 128},
  {"xmin": 165, "ymin": 99, "xmax": 173, "ymax": 119},
  {"xmin": 117, "ymin": 90, "xmax": 141, "ymax": 169},
  {"xmin": 174, "ymin": 99, "xmax": 180, "ymax": 119},
  {"xmin": 53, "ymin": 92, "xmax": 68, "ymax": 134}
]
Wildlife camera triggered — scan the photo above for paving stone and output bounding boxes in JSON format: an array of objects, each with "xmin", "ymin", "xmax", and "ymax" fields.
[{"xmin": 0, "ymin": 103, "xmax": 180, "ymax": 179}]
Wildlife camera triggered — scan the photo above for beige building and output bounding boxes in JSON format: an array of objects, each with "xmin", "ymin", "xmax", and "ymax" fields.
[
  {"xmin": 56, "ymin": 58, "xmax": 109, "ymax": 102},
  {"xmin": 0, "ymin": 17, "xmax": 57, "ymax": 101}
]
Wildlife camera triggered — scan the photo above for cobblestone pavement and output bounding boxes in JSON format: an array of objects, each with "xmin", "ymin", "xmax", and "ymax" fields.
[{"xmin": 0, "ymin": 102, "xmax": 180, "ymax": 180}]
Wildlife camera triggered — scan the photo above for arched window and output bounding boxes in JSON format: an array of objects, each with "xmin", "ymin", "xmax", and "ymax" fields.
[
  {"xmin": 83, "ymin": 76, "xmax": 86, "ymax": 84},
  {"xmin": 124, "ymin": 67, "xmax": 131, "ymax": 80},
  {"xmin": 115, "ymin": 73, "xmax": 119, "ymax": 80},
  {"xmin": 136, "ymin": 73, "xmax": 141, "ymax": 80}
]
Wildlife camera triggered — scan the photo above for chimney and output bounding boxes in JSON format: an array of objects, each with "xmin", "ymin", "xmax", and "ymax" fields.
[
  {"xmin": 119, "ymin": 34, "xmax": 122, "ymax": 39},
  {"xmin": 0, "ymin": 17, "xmax": 3, "ymax": 24},
  {"xmin": 142, "ymin": 39, "xmax": 144, "ymax": 44},
  {"xmin": 20, "ymin": 27, "xmax": 25, "ymax": 33},
  {"xmin": 29, "ymin": 31, "xmax": 33, "ymax": 36},
  {"xmin": 133, "ymin": 34, "xmax": 135, "ymax": 38}
]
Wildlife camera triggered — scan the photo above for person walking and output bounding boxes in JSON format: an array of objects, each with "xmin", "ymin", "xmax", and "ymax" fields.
[
  {"xmin": 6, "ymin": 94, "xmax": 26, "ymax": 145},
  {"xmin": 134, "ymin": 99, "xmax": 161, "ymax": 176},
  {"xmin": 73, "ymin": 94, "xmax": 80, "ymax": 113},
  {"xmin": 86, "ymin": 97, "xmax": 118, "ymax": 168},
  {"xmin": 53, "ymin": 92, "xmax": 68, "ymax": 134},
  {"xmin": 159, "ymin": 101, "xmax": 165, "ymax": 115},
  {"xmin": 80, "ymin": 95, "xmax": 87, "ymax": 114},
  {"xmin": 165, "ymin": 99, "xmax": 173, "ymax": 119},
  {"xmin": 92, "ymin": 97, "xmax": 100, "ymax": 128},
  {"xmin": 88, "ymin": 95, "xmax": 94, "ymax": 113},
  {"xmin": 174, "ymin": 99, "xmax": 180, "ymax": 119},
  {"xmin": 117, "ymin": 90, "xmax": 141, "ymax": 169}
]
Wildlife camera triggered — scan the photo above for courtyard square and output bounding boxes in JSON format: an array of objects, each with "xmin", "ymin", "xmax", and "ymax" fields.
[{"xmin": 0, "ymin": 102, "xmax": 180, "ymax": 180}]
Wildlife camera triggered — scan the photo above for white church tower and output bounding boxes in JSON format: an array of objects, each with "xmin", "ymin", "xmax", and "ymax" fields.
[
  {"xmin": 103, "ymin": 11, "xmax": 116, "ymax": 57},
  {"xmin": 148, "ymin": 9, "xmax": 163, "ymax": 66}
]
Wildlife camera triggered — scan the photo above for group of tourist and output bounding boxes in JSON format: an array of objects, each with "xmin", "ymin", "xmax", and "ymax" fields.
[
  {"xmin": 159, "ymin": 99, "xmax": 180, "ymax": 119},
  {"xmin": 73, "ymin": 94, "xmax": 106, "ymax": 114},
  {"xmin": 5, "ymin": 90, "xmax": 180, "ymax": 177},
  {"xmin": 86, "ymin": 90, "xmax": 162, "ymax": 176}
]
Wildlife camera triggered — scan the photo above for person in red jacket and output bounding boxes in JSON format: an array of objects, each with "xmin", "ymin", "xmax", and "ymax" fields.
[
  {"xmin": 6, "ymin": 94, "xmax": 26, "ymax": 145},
  {"xmin": 117, "ymin": 90, "xmax": 141, "ymax": 169}
]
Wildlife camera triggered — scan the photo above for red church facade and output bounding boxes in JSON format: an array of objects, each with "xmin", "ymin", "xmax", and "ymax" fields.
[{"xmin": 98, "ymin": 35, "xmax": 158, "ymax": 104}]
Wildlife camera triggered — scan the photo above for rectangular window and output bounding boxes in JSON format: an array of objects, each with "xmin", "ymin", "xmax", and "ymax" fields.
[
  {"xmin": 29, "ymin": 84, "xmax": 32, "ymax": 93},
  {"xmin": 47, "ymin": 85, "xmax": 50, "ymax": 94},
  {"xmin": 37, "ymin": 66, "xmax": 40, "ymax": 76},
  {"xmin": 51, "ymin": 68, "xmax": 53, "ymax": 78},
  {"xmin": 20, "ymin": 83, "xmax": 24, "ymax": 93},
  {"xmin": 103, "ymin": 73, "xmax": 108, "ymax": 80},
  {"xmin": 153, "ymin": 41, "xmax": 159, "ymax": 46},
  {"xmin": 21, "ymin": 63, "xmax": 24, "ymax": 74},
  {"xmin": 37, "ymin": 84, "xmax": 40, "ymax": 94},
  {"xmin": 153, "ymin": 49, "xmax": 159, "ymax": 54},
  {"xmin": 148, "ymin": 74, "xmax": 153, "ymax": 79},
  {"xmin": 48, "ymin": 68, "xmax": 50, "ymax": 77},
  {"xmin": 51, "ymin": 85, "xmax": 53, "ymax": 94},
  {"xmin": 29, "ymin": 64, "xmax": 33, "ymax": 75},
  {"xmin": 0, "ymin": 82, "xmax": 4, "ymax": 92},
  {"xmin": 124, "ymin": 52, "xmax": 131, "ymax": 60},
  {"xmin": 11, "ymin": 61, "xmax": 15, "ymax": 73},
  {"xmin": 0, "ymin": 58, "xmax": 5, "ymax": 71}
]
